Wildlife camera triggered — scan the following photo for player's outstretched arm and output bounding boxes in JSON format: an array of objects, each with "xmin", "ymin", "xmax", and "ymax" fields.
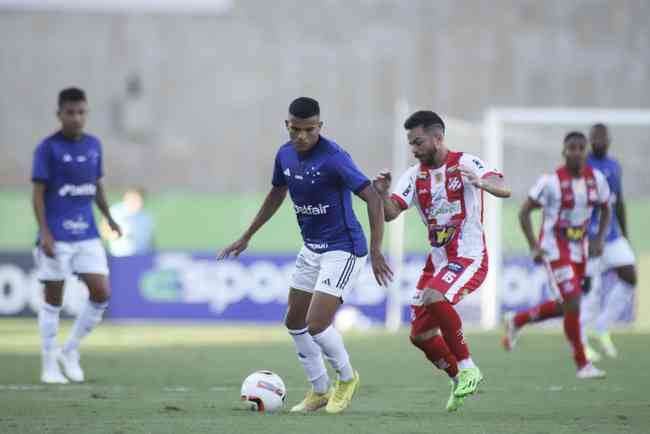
[
  {"xmin": 32, "ymin": 182, "xmax": 55, "ymax": 258},
  {"xmin": 372, "ymin": 170, "xmax": 403, "ymax": 222},
  {"xmin": 519, "ymin": 198, "xmax": 545, "ymax": 263},
  {"xmin": 460, "ymin": 167, "xmax": 511, "ymax": 198},
  {"xmin": 218, "ymin": 185, "xmax": 288, "ymax": 260},
  {"xmin": 356, "ymin": 185, "xmax": 393, "ymax": 286},
  {"xmin": 95, "ymin": 180, "xmax": 122, "ymax": 237},
  {"xmin": 590, "ymin": 202, "xmax": 611, "ymax": 258}
]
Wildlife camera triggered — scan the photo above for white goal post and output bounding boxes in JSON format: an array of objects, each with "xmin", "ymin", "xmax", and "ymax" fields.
[
  {"xmin": 386, "ymin": 105, "xmax": 650, "ymax": 331},
  {"xmin": 481, "ymin": 107, "xmax": 650, "ymax": 330}
]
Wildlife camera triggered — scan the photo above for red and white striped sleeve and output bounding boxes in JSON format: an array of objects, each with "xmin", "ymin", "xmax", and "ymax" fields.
[
  {"xmin": 390, "ymin": 166, "xmax": 417, "ymax": 210},
  {"xmin": 459, "ymin": 153, "xmax": 503, "ymax": 179}
]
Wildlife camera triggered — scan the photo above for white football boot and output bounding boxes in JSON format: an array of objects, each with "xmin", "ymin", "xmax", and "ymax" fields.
[
  {"xmin": 576, "ymin": 363, "xmax": 606, "ymax": 380},
  {"xmin": 41, "ymin": 350, "xmax": 69, "ymax": 384},
  {"xmin": 57, "ymin": 348, "xmax": 85, "ymax": 383}
]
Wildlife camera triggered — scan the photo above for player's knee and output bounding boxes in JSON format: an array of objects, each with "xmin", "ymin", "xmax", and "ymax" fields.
[
  {"xmin": 284, "ymin": 305, "xmax": 307, "ymax": 330},
  {"xmin": 44, "ymin": 293, "xmax": 64, "ymax": 307},
  {"xmin": 89, "ymin": 286, "xmax": 111, "ymax": 303},
  {"xmin": 409, "ymin": 335, "xmax": 423, "ymax": 348},
  {"xmin": 306, "ymin": 318, "xmax": 330, "ymax": 336},
  {"xmin": 422, "ymin": 288, "xmax": 445, "ymax": 305},
  {"xmin": 43, "ymin": 282, "xmax": 64, "ymax": 306},
  {"xmin": 564, "ymin": 296, "xmax": 580, "ymax": 312},
  {"xmin": 617, "ymin": 266, "xmax": 637, "ymax": 286},
  {"xmin": 410, "ymin": 329, "xmax": 440, "ymax": 348},
  {"xmin": 284, "ymin": 313, "xmax": 305, "ymax": 330}
]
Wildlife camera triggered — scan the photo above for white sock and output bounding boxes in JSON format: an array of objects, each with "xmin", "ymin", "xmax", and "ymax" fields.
[
  {"xmin": 288, "ymin": 327, "xmax": 329, "ymax": 393},
  {"xmin": 580, "ymin": 288, "xmax": 600, "ymax": 347},
  {"xmin": 580, "ymin": 284, "xmax": 600, "ymax": 330},
  {"xmin": 62, "ymin": 300, "xmax": 108, "ymax": 353},
  {"xmin": 594, "ymin": 278, "xmax": 634, "ymax": 335},
  {"xmin": 311, "ymin": 325, "xmax": 354, "ymax": 382},
  {"xmin": 39, "ymin": 303, "xmax": 62, "ymax": 353},
  {"xmin": 312, "ymin": 374, "xmax": 330, "ymax": 394},
  {"xmin": 458, "ymin": 357, "xmax": 476, "ymax": 370}
]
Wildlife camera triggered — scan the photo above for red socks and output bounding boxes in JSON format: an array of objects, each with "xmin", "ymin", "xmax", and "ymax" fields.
[
  {"xmin": 413, "ymin": 335, "xmax": 459, "ymax": 378},
  {"xmin": 425, "ymin": 301, "xmax": 470, "ymax": 363},
  {"xmin": 513, "ymin": 300, "xmax": 562, "ymax": 327},
  {"xmin": 564, "ymin": 310, "xmax": 588, "ymax": 368},
  {"xmin": 513, "ymin": 299, "xmax": 587, "ymax": 369}
]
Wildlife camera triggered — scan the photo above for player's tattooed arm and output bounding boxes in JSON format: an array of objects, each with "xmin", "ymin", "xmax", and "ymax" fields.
[
  {"xmin": 32, "ymin": 182, "xmax": 55, "ymax": 257},
  {"xmin": 460, "ymin": 167, "xmax": 511, "ymax": 198},
  {"xmin": 218, "ymin": 185, "xmax": 288, "ymax": 259},
  {"xmin": 356, "ymin": 185, "xmax": 393, "ymax": 286},
  {"xmin": 519, "ymin": 198, "xmax": 545, "ymax": 263},
  {"xmin": 372, "ymin": 171, "xmax": 403, "ymax": 222},
  {"xmin": 590, "ymin": 202, "xmax": 611, "ymax": 258},
  {"xmin": 95, "ymin": 180, "xmax": 122, "ymax": 237}
]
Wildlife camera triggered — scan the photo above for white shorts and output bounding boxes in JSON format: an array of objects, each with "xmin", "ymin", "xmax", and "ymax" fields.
[
  {"xmin": 289, "ymin": 246, "xmax": 367, "ymax": 299},
  {"xmin": 33, "ymin": 238, "xmax": 109, "ymax": 281},
  {"xmin": 587, "ymin": 236, "xmax": 636, "ymax": 276}
]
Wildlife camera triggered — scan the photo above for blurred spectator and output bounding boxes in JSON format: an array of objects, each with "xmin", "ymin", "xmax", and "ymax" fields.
[
  {"xmin": 101, "ymin": 188, "xmax": 154, "ymax": 256},
  {"xmin": 117, "ymin": 73, "xmax": 153, "ymax": 145}
]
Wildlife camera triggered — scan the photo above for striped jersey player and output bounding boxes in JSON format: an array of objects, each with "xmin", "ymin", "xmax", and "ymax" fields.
[
  {"xmin": 374, "ymin": 111, "xmax": 511, "ymax": 412},
  {"xmin": 503, "ymin": 131, "xmax": 611, "ymax": 379}
]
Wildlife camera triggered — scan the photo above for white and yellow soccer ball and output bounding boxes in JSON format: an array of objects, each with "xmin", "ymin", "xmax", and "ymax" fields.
[{"xmin": 240, "ymin": 370, "xmax": 287, "ymax": 413}]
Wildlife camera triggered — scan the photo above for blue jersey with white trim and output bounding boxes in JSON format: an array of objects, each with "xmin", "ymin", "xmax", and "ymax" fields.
[
  {"xmin": 272, "ymin": 136, "xmax": 369, "ymax": 256},
  {"xmin": 31, "ymin": 132, "xmax": 103, "ymax": 242},
  {"xmin": 587, "ymin": 154, "xmax": 622, "ymax": 242}
]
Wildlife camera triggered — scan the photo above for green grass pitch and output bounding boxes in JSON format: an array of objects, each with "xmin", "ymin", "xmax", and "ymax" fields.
[{"xmin": 1, "ymin": 320, "xmax": 648, "ymax": 434}]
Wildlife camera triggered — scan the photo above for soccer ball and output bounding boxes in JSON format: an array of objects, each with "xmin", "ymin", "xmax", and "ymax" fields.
[{"xmin": 240, "ymin": 370, "xmax": 287, "ymax": 413}]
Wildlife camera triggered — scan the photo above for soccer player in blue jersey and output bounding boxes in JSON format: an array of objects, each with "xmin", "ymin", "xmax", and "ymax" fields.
[
  {"xmin": 219, "ymin": 97, "xmax": 392, "ymax": 414},
  {"xmin": 32, "ymin": 88, "xmax": 122, "ymax": 384},
  {"xmin": 582, "ymin": 123, "xmax": 637, "ymax": 359}
]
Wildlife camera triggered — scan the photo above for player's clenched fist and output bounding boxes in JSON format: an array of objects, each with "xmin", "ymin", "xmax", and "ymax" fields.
[{"xmin": 372, "ymin": 170, "xmax": 392, "ymax": 195}]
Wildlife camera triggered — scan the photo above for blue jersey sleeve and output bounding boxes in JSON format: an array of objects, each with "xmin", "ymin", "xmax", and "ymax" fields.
[
  {"xmin": 331, "ymin": 151, "xmax": 370, "ymax": 194},
  {"xmin": 271, "ymin": 152, "xmax": 286, "ymax": 187},
  {"xmin": 31, "ymin": 143, "xmax": 50, "ymax": 183},
  {"xmin": 609, "ymin": 160, "xmax": 622, "ymax": 197}
]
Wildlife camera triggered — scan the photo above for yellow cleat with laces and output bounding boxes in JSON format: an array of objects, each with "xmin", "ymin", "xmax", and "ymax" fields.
[
  {"xmin": 290, "ymin": 387, "xmax": 332, "ymax": 412},
  {"xmin": 325, "ymin": 371, "xmax": 360, "ymax": 414}
]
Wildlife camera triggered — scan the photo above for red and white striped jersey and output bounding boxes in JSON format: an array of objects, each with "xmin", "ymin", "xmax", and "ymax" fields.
[
  {"xmin": 529, "ymin": 166, "xmax": 610, "ymax": 264},
  {"xmin": 391, "ymin": 151, "xmax": 502, "ymax": 267}
]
